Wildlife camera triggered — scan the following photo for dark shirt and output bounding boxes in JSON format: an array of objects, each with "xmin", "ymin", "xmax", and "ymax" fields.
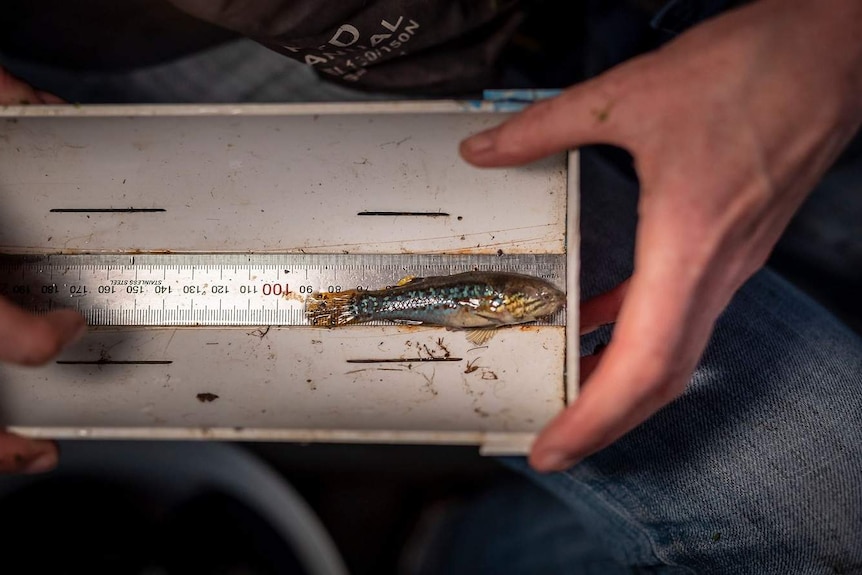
[
  {"xmin": 171, "ymin": 0, "xmax": 528, "ymax": 94},
  {"xmin": 1, "ymin": 0, "xmax": 237, "ymax": 71},
  {"xmin": 3, "ymin": 0, "xmax": 706, "ymax": 95}
]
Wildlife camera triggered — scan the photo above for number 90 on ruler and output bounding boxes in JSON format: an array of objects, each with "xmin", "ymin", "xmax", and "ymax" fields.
[{"xmin": 0, "ymin": 253, "xmax": 566, "ymax": 327}]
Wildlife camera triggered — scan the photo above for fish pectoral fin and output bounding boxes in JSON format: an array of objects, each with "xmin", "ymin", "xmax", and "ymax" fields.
[
  {"xmin": 396, "ymin": 275, "xmax": 423, "ymax": 286},
  {"xmin": 465, "ymin": 328, "xmax": 498, "ymax": 346}
]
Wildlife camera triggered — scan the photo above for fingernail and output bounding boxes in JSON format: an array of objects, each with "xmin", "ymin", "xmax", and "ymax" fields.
[
  {"xmin": 20, "ymin": 451, "xmax": 58, "ymax": 474},
  {"xmin": 462, "ymin": 130, "xmax": 496, "ymax": 156},
  {"xmin": 535, "ymin": 450, "xmax": 579, "ymax": 471}
]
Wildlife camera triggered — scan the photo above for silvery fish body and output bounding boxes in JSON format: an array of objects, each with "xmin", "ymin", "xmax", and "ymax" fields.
[{"xmin": 305, "ymin": 271, "xmax": 566, "ymax": 330}]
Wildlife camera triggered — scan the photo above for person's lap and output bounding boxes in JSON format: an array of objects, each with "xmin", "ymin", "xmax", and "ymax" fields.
[{"xmin": 431, "ymin": 148, "xmax": 862, "ymax": 574}]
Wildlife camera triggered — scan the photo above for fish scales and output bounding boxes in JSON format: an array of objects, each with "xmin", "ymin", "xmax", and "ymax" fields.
[
  {"xmin": 305, "ymin": 271, "xmax": 566, "ymax": 331},
  {"xmin": 354, "ymin": 282, "xmax": 499, "ymax": 325}
]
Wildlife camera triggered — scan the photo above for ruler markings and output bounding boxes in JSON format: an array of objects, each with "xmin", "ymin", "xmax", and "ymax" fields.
[{"xmin": 0, "ymin": 254, "xmax": 566, "ymax": 327}]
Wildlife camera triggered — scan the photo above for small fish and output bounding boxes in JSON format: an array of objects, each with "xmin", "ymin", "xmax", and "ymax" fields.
[{"xmin": 305, "ymin": 271, "xmax": 565, "ymax": 344}]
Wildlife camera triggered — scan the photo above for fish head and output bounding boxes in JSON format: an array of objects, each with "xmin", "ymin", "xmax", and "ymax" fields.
[{"xmin": 501, "ymin": 276, "xmax": 567, "ymax": 322}]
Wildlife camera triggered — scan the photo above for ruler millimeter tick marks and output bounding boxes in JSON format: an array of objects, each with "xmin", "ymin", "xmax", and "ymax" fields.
[{"xmin": 0, "ymin": 253, "xmax": 566, "ymax": 327}]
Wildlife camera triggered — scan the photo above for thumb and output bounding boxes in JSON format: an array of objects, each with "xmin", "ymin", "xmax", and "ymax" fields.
[
  {"xmin": 529, "ymin": 265, "xmax": 714, "ymax": 471},
  {"xmin": 0, "ymin": 67, "xmax": 64, "ymax": 105},
  {"xmin": 0, "ymin": 297, "xmax": 86, "ymax": 366},
  {"xmin": 0, "ymin": 431, "xmax": 58, "ymax": 474},
  {"xmin": 460, "ymin": 77, "xmax": 626, "ymax": 167}
]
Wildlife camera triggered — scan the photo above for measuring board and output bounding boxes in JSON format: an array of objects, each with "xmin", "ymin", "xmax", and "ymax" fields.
[
  {"xmin": 0, "ymin": 102, "xmax": 578, "ymax": 454},
  {"xmin": 0, "ymin": 253, "xmax": 566, "ymax": 327}
]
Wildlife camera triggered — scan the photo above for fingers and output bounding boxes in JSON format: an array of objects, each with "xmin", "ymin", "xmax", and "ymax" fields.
[
  {"xmin": 35, "ymin": 90, "xmax": 66, "ymax": 104},
  {"xmin": 0, "ymin": 298, "xmax": 81, "ymax": 475},
  {"xmin": 0, "ymin": 431, "xmax": 58, "ymax": 474},
  {"xmin": 0, "ymin": 297, "xmax": 86, "ymax": 365},
  {"xmin": 531, "ymin": 270, "xmax": 712, "ymax": 472},
  {"xmin": 579, "ymin": 351, "xmax": 604, "ymax": 385},
  {"xmin": 0, "ymin": 67, "xmax": 64, "ymax": 105},
  {"xmin": 460, "ymin": 76, "xmax": 627, "ymax": 167},
  {"xmin": 580, "ymin": 280, "xmax": 629, "ymax": 334},
  {"xmin": 578, "ymin": 282, "xmax": 623, "ymax": 387}
]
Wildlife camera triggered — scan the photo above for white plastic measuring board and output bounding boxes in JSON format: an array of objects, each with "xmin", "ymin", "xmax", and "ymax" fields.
[{"xmin": 0, "ymin": 102, "xmax": 579, "ymax": 455}]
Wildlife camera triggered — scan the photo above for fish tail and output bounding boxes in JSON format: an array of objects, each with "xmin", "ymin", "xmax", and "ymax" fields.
[{"xmin": 305, "ymin": 290, "xmax": 361, "ymax": 327}]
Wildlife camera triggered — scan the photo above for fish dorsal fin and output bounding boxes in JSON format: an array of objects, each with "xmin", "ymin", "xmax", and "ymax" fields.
[
  {"xmin": 465, "ymin": 328, "xmax": 497, "ymax": 346},
  {"xmin": 396, "ymin": 275, "xmax": 422, "ymax": 286}
]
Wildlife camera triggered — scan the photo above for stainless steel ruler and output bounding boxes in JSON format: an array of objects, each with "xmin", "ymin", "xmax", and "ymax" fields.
[{"xmin": 0, "ymin": 253, "xmax": 566, "ymax": 327}]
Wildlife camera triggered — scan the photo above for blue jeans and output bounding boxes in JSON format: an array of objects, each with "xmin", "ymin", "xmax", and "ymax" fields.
[{"xmin": 423, "ymin": 147, "xmax": 862, "ymax": 574}]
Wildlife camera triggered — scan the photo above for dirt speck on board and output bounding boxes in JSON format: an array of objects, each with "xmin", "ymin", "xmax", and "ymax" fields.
[
  {"xmin": 435, "ymin": 337, "xmax": 451, "ymax": 358},
  {"xmin": 248, "ymin": 326, "xmax": 271, "ymax": 338},
  {"xmin": 481, "ymin": 370, "xmax": 498, "ymax": 380},
  {"xmin": 464, "ymin": 358, "xmax": 481, "ymax": 374},
  {"xmin": 420, "ymin": 370, "xmax": 439, "ymax": 396},
  {"xmin": 196, "ymin": 393, "xmax": 219, "ymax": 403},
  {"xmin": 282, "ymin": 291, "xmax": 305, "ymax": 302}
]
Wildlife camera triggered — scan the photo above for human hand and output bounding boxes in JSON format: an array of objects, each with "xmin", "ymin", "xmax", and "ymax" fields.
[
  {"xmin": 0, "ymin": 297, "xmax": 86, "ymax": 473},
  {"xmin": 1, "ymin": 67, "xmax": 75, "ymax": 474},
  {"xmin": 460, "ymin": 0, "xmax": 862, "ymax": 471},
  {"xmin": 0, "ymin": 66, "xmax": 63, "ymax": 105},
  {"xmin": 0, "ymin": 296, "xmax": 86, "ymax": 473},
  {"xmin": 1, "ymin": 65, "xmax": 78, "ymax": 473}
]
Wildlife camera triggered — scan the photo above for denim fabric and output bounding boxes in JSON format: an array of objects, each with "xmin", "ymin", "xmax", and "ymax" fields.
[
  {"xmin": 431, "ymin": 148, "xmax": 862, "ymax": 574},
  {"xmin": 419, "ymin": 477, "xmax": 633, "ymax": 575}
]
